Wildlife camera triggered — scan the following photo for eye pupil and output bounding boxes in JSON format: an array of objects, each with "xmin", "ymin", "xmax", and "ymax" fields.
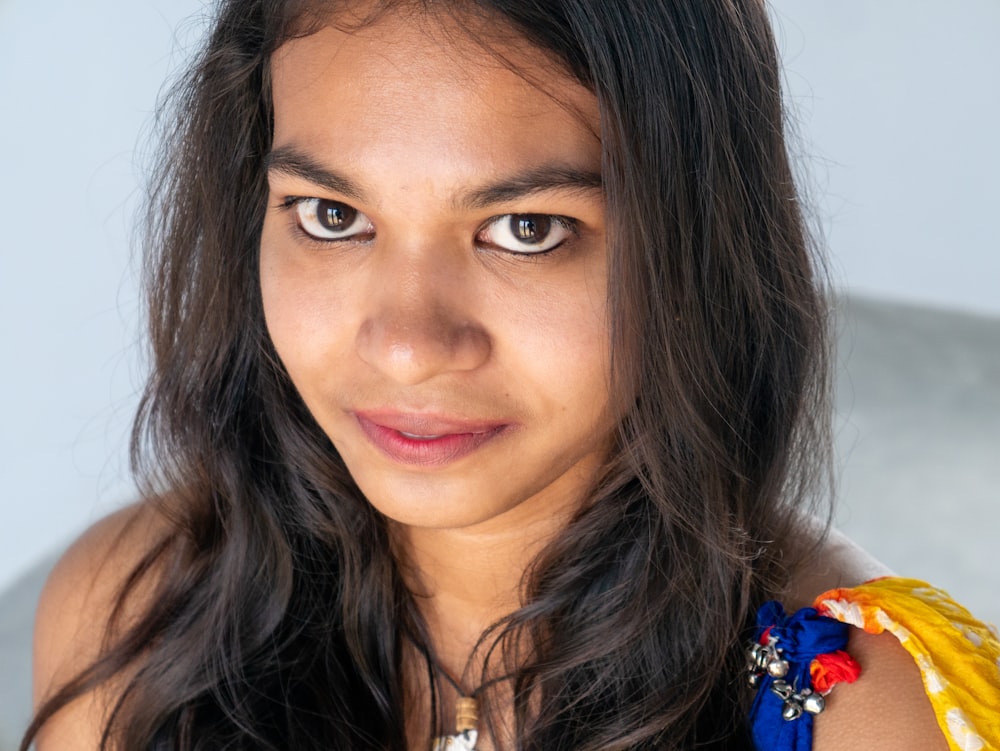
[
  {"xmin": 512, "ymin": 214, "xmax": 551, "ymax": 244},
  {"xmin": 319, "ymin": 200, "xmax": 355, "ymax": 230}
]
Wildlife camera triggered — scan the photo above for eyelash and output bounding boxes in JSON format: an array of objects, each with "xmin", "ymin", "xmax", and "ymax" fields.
[
  {"xmin": 278, "ymin": 196, "xmax": 579, "ymax": 257},
  {"xmin": 280, "ymin": 196, "xmax": 375, "ymax": 247},
  {"xmin": 477, "ymin": 214, "xmax": 578, "ymax": 256}
]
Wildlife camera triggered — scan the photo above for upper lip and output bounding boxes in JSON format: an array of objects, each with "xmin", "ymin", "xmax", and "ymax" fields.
[{"xmin": 353, "ymin": 410, "xmax": 508, "ymax": 436}]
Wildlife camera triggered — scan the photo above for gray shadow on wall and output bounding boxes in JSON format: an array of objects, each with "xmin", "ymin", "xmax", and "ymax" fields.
[{"xmin": 832, "ymin": 296, "xmax": 1000, "ymax": 627}]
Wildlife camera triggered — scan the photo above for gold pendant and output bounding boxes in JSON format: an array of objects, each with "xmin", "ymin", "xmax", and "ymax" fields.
[{"xmin": 431, "ymin": 696, "xmax": 479, "ymax": 750}]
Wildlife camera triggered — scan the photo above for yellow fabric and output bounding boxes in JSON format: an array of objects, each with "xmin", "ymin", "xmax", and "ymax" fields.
[{"xmin": 814, "ymin": 577, "xmax": 1000, "ymax": 751}]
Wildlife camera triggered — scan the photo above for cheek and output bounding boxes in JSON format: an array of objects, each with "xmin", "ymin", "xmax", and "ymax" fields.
[
  {"xmin": 504, "ymin": 274, "xmax": 611, "ymax": 410},
  {"xmin": 258, "ymin": 236, "xmax": 352, "ymax": 389}
]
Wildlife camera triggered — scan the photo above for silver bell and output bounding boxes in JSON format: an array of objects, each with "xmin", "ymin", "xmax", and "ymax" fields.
[
  {"xmin": 766, "ymin": 658, "xmax": 789, "ymax": 678},
  {"xmin": 770, "ymin": 680, "xmax": 793, "ymax": 700},
  {"xmin": 802, "ymin": 693, "xmax": 826, "ymax": 715},
  {"xmin": 781, "ymin": 700, "xmax": 804, "ymax": 721}
]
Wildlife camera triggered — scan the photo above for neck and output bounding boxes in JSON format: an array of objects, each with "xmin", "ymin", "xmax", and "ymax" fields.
[{"xmin": 392, "ymin": 494, "xmax": 581, "ymax": 686}]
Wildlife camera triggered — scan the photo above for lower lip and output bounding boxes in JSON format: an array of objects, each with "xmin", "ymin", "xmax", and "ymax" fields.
[{"xmin": 355, "ymin": 416, "xmax": 507, "ymax": 467}]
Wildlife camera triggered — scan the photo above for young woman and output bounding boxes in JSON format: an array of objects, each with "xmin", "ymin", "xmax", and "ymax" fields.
[{"xmin": 25, "ymin": 1, "xmax": 1000, "ymax": 749}]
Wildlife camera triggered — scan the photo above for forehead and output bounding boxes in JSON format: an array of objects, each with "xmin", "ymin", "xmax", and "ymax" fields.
[{"xmin": 269, "ymin": 9, "xmax": 602, "ymax": 187}]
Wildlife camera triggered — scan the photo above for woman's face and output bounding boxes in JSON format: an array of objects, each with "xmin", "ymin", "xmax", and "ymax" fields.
[{"xmin": 260, "ymin": 10, "xmax": 612, "ymax": 533}]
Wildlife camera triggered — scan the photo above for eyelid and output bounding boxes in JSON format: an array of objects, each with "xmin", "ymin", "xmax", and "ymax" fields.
[
  {"xmin": 476, "ymin": 214, "xmax": 577, "ymax": 255},
  {"xmin": 282, "ymin": 196, "xmax": 375, "ymax": 243},
  {"xmin": 274, "ymin": 198, "xmax": 579, "ymax": 256}
]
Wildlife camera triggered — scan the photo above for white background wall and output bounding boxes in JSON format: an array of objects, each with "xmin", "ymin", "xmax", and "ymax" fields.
[
  {"xmin": 0, "ymin": 0, "xmax": 204, "ymax": 588},
  {"xmin": 769, "ymin": 1, "xmax": 1000, "ymax": 315},
  {"xmin": 1, "ymin": 2, "xmax": 998, "ymax": 595}
]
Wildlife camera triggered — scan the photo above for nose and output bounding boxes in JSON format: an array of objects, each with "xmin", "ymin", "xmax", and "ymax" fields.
[{"xmin": 354, "ymin": 246, "xmax": 491, "ymax": 385}]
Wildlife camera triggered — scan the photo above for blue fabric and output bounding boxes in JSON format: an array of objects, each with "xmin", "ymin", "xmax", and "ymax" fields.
[{"xmin": 748, "ymin": 602, "xmax": 852, "ymax": 751}]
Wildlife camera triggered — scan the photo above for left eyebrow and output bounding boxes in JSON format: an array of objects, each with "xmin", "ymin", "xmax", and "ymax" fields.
[{"xmin": 458, "ymin": 165, "xmax": 604, "ymax": 210}]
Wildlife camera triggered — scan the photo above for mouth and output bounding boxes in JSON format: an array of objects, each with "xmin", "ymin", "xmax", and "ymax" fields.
[
  {"xmin": 398, "ymin": 431, "xmax": 445, "ymax": 440},
  {"xmin": 353, "ymin": 411, "xmax": 510, "ymax": 467}
]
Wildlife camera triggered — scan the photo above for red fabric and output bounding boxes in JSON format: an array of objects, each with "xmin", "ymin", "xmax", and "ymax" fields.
[{"xmin": 809, "ymin": 650, "xmax": 862, "ymax": 693}]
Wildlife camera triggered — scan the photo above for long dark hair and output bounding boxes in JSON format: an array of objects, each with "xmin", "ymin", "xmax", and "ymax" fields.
[{"xmin": 24, "ymin": 0, "xmax": 831, "ymax": 748}]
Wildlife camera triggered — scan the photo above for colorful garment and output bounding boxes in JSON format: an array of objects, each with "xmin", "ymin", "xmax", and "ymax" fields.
[{"xmin": 749, "ymin": 577, "xmax": 1000, "ymax": 751}]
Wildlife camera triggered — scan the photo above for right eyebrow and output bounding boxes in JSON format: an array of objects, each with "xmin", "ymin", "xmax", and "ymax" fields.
[{"xmin": 264, "ymin": 145, "xmax": 366, "ymax": 201}]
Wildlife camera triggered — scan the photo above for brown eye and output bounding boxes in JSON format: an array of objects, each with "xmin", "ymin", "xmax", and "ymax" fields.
[
  {"xmin": 294, "ymin": 198, "xmax": 374, "ymax": 241},
  {"xmin": 512, "ymin": 215, "xmax": 551, "ymax": 244},
  {"xmin": 478, "ymin": 213, "xmax": 575, "ymax": 254},
  {"xmin": 318, "ymin": 200, "xmax": 356, "ymax": 230}
]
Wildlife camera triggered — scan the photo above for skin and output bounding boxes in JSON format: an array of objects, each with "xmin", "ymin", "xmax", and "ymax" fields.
[
  {"xmin": 30, "ymin": 8, "xmax": 951, "ymax": 751},
  {"xmin": 260, "ymin": 11, "xmax": 612, "ymax": 678}
]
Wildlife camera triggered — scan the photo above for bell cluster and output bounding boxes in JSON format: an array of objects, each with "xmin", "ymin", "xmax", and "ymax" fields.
[{"xmin": 745, "ymin": 638, "xmax": 828, "ymax": 721}]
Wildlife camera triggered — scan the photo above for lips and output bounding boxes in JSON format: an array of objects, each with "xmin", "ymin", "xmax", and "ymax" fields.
[{"xmin": 353, "ymin": 411, "xmax": 510, "ymax": 467}]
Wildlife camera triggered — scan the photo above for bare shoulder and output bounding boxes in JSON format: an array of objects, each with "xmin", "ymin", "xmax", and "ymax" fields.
[
  {"xmin": 783, "ymin": 522, "xmax": 893, "ymax": 609},
  {"xmin": 33, "ymin": 501, "xmax": 172, "ymax": 750},
  {"xmin": 782, "ymin": 523, "xmax": 948, "ymax": 750},
  {"xmin": 811, "ymin": 627, "xmax": 948, "ymax": 750}
]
